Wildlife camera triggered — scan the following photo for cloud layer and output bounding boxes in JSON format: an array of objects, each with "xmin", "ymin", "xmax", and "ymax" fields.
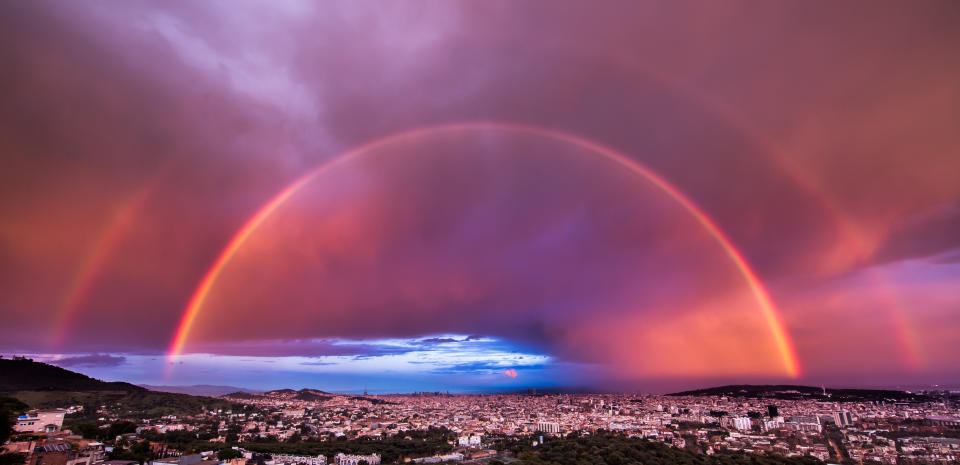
[{"xmin": 1, "ymin": 1, "xmax": 959, "ymax": 388}]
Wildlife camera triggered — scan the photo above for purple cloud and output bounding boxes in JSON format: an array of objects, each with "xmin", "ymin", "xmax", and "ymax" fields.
[{"xmin": 51, "ymin": 354, "xmax": 126, "ymax": 368}]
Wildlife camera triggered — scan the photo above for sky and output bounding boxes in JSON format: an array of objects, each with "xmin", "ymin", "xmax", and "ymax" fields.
[{"xmin": 1, "ymin": 0, "xmax": 959, "ymax": 393}]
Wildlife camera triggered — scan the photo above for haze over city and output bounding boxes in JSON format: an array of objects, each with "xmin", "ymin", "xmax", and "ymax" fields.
[{"xmin": 2, "ymin": 1, "xmax": 960, "ymax": 394}]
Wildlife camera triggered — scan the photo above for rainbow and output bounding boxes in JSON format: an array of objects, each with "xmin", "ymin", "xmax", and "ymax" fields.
[
  {"xmin": 595, "ymin": 47, "xmax": 922, "ymax": 368},
  {"xmin": 167, "ymin": 122, "xmax": 801, "ymax": 377},
  {"xmin": 50, "ymin": 179, "xmax": 160, "ymax": 349}
]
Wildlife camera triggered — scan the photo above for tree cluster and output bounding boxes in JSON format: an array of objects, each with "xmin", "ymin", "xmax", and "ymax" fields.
[{"xmin": 501, "ymin": 431, "xmax": 825, "ymax": 465}]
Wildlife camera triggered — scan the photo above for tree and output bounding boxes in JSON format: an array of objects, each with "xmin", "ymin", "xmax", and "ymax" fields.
[
  {"xmin": 106, "ymin": 421, "xmax": 138, "ymax": 441},
  {"xmin": 0, "ymin": 397, "xmax": 29, "ymax": 465},
  {"xmin": 218, "ymin": 449, "xmax": 243, "ymax": 461},
  {"xmin": 108, "ymin": 440, "xmax": 155, "ymax": 464},
  {"xmin": 0, "ymin": 397, "xmax": 29, "ymax": 444},
  {"xmin": 0, "ymin": 454, "xmax": 27, "ymax": 465}
]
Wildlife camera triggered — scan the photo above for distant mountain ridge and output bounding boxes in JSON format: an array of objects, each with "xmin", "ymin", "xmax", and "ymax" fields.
[
  {"xmin": 224, "ymin": 388, "xmax": 333, "ymax": 402},
  {"xmin": 668, "ymin": 384, "xmax": 929, "ymax": 402},
  {"xmin": 223, "ymin": 388, "xmax": 394, "ymax": 404},
  {"xmin": 139, "ymin": 384, "xmax": 258, "ymax": 397}
]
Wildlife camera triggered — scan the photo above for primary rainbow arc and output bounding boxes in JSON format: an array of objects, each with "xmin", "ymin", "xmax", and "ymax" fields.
[{"xmin": 167, "ymin": 122, "xmax": 801, "ymax": 378}]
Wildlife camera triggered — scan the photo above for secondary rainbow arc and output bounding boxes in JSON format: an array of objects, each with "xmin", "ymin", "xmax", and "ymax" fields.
[
  {"xmin": 167, "ymin": 122, "xmax": 802, "ymax": 378},
  {"xmin": 50, "ymin": 178, "xmax": 162, "ymax": 349},
  {"xmin": 585, "ymin": 45, "xmax": 921, "ymax": 369}
]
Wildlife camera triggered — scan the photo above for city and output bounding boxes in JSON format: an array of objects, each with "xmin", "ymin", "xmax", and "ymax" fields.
[{"xmin": 2, "ymin": 358, "xmax": 959, "ymax": 465}]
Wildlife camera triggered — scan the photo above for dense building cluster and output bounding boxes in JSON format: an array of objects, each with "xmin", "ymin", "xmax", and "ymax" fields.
[{"xmin": 3, "ymin": 388, "xmax": 959, "ymax": 465}]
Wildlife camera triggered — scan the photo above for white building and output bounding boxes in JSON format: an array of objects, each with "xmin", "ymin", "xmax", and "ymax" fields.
[
  {"xmin": 458, "ymin": 435, "xmax": 481, "ymax": 447},
  {"xmin": 762, "ymin": 417, "xmax": 784, "ymax": 432},
  {"xmin": 272, "ymin": 454, "xmax": 327, "ymax": 465},
  {"xmin": 334, "ymin": 453, "xmax": 380, "ymax": 465},
  {"xmin": 732, "ymin": 416, "xmax": 752, "ymax": 431},
  {"xmin": 536, "ymin": 422, "xmax": 560, "ymax": 434},
  {"xmin": 412, "ymin": 453, "xmax": 463, "ymax": 463},
  {"xmin": 787, "ymin": 415, "xmax": 822, "ymax": 433}
]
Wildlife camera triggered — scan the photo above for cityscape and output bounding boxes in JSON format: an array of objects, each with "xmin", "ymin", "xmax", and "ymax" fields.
[
  {"xmin": 3, "ymin": 357, "xmax": 959, "ymax": 465},
  {"xmin": 2, "ymin": 1, "xmax": 960, "ymax": 465}
]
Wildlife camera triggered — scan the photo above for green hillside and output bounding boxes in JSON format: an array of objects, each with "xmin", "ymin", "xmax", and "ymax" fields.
[{"xmin": 0, "ymin": 358, "xmax": 239, "ymax": 418}]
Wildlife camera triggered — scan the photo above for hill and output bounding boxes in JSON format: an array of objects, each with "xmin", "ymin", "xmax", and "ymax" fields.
[
  {"xmin": 265, "ymin": 388, "xmax": 297, "ymax": 395},
  {"xmin": 0, "ymin": 358, "xmax": 142, "ymax": 392},
  {"xmin": 225, "ymin": 388, "xmax": 333, "ymax": 403},
  {"xmin": 0, "ymin": 358, "xmax": 239, "ymax": 418},
  {"xmin": 223, "ymin": 388, "xmax": 395, "ymax": 405},
  {"xmin": 295, "ymin": 390, "xmax": 333, "ymax": 402},
  {"xmin": 668, "ymin": 384, "xmax": 929, "ymax": 402},
  {"xmin": 139, "ymin": 384, "xmax": 258, "ymax": 397}
]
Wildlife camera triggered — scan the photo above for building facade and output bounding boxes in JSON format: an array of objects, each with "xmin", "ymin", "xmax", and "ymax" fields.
[
  {"xmin": 333, "ymin": 454, "xmax": 380, "ymax": 465},
  {"xmin": 16, "ymin": 410, "xmax": 66, "ymax": 433}
]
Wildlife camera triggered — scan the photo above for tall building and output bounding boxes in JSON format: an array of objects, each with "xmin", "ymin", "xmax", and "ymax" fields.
[
  {"xmin": 732, "ymin": 417, "xmax": 752, "ymax": 431},
  {"xmin": 763, "ymin": 417, "xmax": 785, "ymax": 432},
  {"xmin": 834, "ymin": 410, "xmax": 853, "ymax": 427},
  {"xmin": 767, "ymin": 405, "xmax": 779, "ymax": 418}
]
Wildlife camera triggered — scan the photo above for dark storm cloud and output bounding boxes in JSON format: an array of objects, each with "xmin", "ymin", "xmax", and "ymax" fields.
[
  {"xmin": 188, "ymin": 339, "xmax": 413, "ymax": 359},
  {"xmin": 51, "ymin": 354, "xmax": 126, "ymax": 368}
]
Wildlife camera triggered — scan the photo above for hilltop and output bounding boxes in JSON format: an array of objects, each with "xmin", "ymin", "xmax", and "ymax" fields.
[
  {"xmin": 222, "ymin": 388, "xmax": 332, "ymax": 402},
  {"xmin": 668, "ymin": 384, "xmax": 929, "ymax": 402},
  {"xmin": 222, "ymin": 388, "xmax": 394, "ymax": 405},
  {"xmin": 0, "ymin": 358, "xmax": 239, "ymax": 417},
  {"xmin": 139, "ymin": 384, "xmax": 257, "ymax": 397},
  {"xmin": 0, "ymin": 358, "xmax": 143, "ymax": 392}
]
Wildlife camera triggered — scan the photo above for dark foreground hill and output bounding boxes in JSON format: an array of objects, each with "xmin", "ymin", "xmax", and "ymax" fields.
[
  {"xmin": 668, "ymin": 384, "xmax": 929, "ymax": 402},
  {"xmin": 0, "ymin": 358, "xmax": 239, "ymax": 417},
  {"xmin": 0, "ymin": 358, "xmax": 142, "ymax": 392}
]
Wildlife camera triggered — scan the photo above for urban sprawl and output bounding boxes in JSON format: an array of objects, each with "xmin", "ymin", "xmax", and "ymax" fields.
[{"xmin": 6, "ymin": 388, "xmax": 960, "ymax": 465}]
